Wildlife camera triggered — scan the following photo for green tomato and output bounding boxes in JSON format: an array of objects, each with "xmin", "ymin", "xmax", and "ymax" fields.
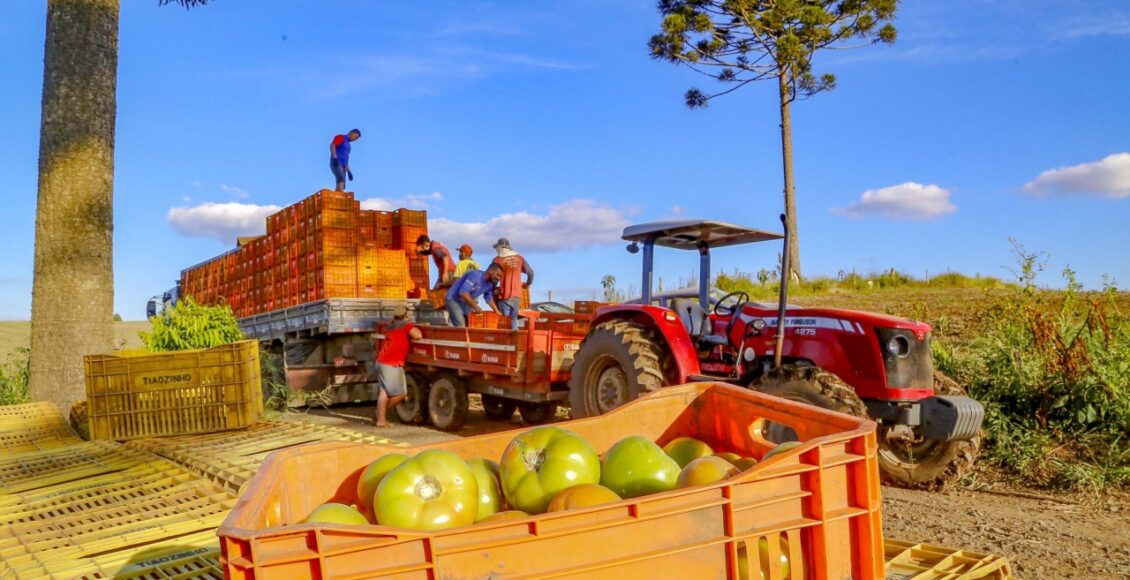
[
  {"xmin": 762, "ymin": 441, "xmax": 802, "ymax": 462},
  {"xmin": 600, "ymin": 435, "xmax": 681, "ymax": 498},
  {"xmin": 663, "ymin": 436, "xmax": 714, "ymax": 469},
  {"xmin": 467, "ymin": 458, "xmax": 506, "ymax": 521},
  {"xmin": 499, "ymin": 426, "xmax": 601, "ymax": 514},
  {"xmin": 304, "ymin": 502, "xmax": 369, "ymax": 526},
  {"xmin": 736, "ymin": 537, "xmax": 791, "ymax": 580},
  {"xmin": 356, "ymin": 453, "xmax": 409, "ymax": 514},
  {"xmin": 376, "ymin": 449, "xmax": 478, "ymax": 530}
]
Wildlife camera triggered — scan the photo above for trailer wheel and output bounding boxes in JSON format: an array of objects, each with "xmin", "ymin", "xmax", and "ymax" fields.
[
  {"xmin": 395, "ymin": 372, "xmax": 429, "ymax": 425},
  {"xmin": 518, "ymin": 402, "xmax": 557, "ymax": 425},
  {"xmin": 568, "ymin": 321, "xmax": 666, "ymax": 418},
  {"xmin": 428, "ymin": 374, "xmax": 468, "ymax": 432},
  {"xmin": 481, "ymin": 395, "xmax": 517, "ymax": 421}
]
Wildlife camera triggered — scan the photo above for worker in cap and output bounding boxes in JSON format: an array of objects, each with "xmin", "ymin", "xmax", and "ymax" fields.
[
  {"xmin": 453, "ymin": 244, "xmax": 480, "ymax": 278},
  {"xmin": 369, "ymin": 304, "xmax": 422, "ymax": 427},
  {"xmin": 490, "ymin": 237, "xmax": 534, "ymax": 330}
]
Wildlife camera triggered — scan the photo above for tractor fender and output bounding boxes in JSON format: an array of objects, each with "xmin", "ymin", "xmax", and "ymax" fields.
[{"xmin": 589, "ymin": 305, "xmax": 701, "ymax": 383}]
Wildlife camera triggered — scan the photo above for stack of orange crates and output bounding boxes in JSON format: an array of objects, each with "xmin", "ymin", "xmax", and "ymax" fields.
[{"xmin": 179, "ymin": 190, "xmax": 430, "ymax": 318}]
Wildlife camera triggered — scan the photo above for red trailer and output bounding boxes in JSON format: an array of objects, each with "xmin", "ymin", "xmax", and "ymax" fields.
[{"xmin": 373, "ymin": 311, "xmax": 591, "ymax": 431}]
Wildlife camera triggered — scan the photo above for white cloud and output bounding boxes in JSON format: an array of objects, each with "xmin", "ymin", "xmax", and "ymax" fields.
[
  {"xmin": 832, "ymin": 182, "xmax": 957, "ymax": 221},
  {"xmin": 220, "ymin": 184, "xmax": 250, "ymax": 200},
  {"xmin": 359, "ymin": 192, "xmax": 444, "ymax": 211},
  {"xmin": 168, "ymin": 202, "xmax": 281, "ymax": 243},
  {"xmin": 1021, "ymin": 153, "xmax": 1130, "ymax": 199},
  {"xmin": 1055, "ymin": 14, "xmax": 1130, "ymax": 40},
  {"xmin": 428, "ymin": 200, "xmax": 630, "ymax": 253}
]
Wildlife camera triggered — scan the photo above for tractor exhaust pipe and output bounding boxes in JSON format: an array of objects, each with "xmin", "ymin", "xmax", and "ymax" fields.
[{"xmin": 773, "ymin": 213, "xmax": 790, "ymax": 369}]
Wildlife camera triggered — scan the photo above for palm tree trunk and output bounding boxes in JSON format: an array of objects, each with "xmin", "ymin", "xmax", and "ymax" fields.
[
  {"xmin": 777, "ymin": 69, "xmax": 802, "ymax": 281},
  {"xmin": 30, "ymin": 0, "xmax": 119, "ymax": 414}
]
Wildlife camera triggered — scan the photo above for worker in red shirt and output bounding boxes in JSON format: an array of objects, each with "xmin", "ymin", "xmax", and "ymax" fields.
[
  {"xmin": 329, "ymin": 129, "xmax": 361, "ymax": 192},
  {"xmin": 415, "ymin": 235, "xmax": 456, "ymax": 288},
  {"xmin": 371, "ymin": 305, "xmax": 423, "ymax": 427},
  {"xmin": 490, "ymin": 237, "xmax": 534, "ymax": 330}
]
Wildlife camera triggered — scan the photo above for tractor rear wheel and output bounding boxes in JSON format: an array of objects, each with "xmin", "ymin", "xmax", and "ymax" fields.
[
  {"xmin": 568, "ymin": 321, "xmax": 667, "ymax": 418},
  {"xmin": 481, "ymin": 394, "xmax": 517, "ymax": 421},
  {"xmin": 754, "ymin": 366, "xmax": 868, "ymax": 443},
  {"xmin": 394, "ymin": 372, "xmax": 430, "ymax": 425},
  {"xmin": 876, "ymin": 371, "xmax": 982, "ymax": 491}
]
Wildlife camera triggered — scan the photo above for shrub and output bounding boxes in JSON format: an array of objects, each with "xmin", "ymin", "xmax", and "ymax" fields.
[
  {"xmin": 0, "ymin": 348, "xmax": 30, "ymax": 406},
  {"xmin": 140, "ymin": 297, "xmax": 246, "ymax": 352},
  {"xmin": 936, "ymin": 257, "xmax": 1130, "ymax": 491}
]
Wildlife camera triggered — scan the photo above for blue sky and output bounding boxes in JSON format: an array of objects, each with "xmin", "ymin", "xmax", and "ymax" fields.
[{"xmin": 1, "ymin": 1, "xmax": 1127, "ymax": 320}]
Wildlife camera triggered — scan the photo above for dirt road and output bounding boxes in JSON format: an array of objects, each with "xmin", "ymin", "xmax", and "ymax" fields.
[{"xmin": 283, "ymin": 404, "xmax": 1130, "ymax": 579}]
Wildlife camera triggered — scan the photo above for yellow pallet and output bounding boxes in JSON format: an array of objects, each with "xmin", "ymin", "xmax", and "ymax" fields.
[
  {"xmin": 5, "ymin": 530, "xmax": 222, "ymax": 579},
  {"xmin": 0, "ymin": 461, "xmax": 201, "ymax": 525},
  {"xmin": 126, "ymin": 420, "xmax": 404, "ymax": 494},
  {"xmin": 0, "ymin": 441, "xmax": 150, "ymax": 495},
  {"xmin": 0, "ymin": 401, "xmax": 60, "ymax": 421},
  {"xmin": 0, "ymin": 466, "xmax": 233, "ymax": 570},
  {"xmin": 885, "ymin": 539, "xmax": 1015, "ymax": 579}
]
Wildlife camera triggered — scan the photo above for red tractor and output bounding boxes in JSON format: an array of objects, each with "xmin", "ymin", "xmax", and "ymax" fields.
[{"xmin": 567, "ymin": 219, "xmax": 984, "ymax": 490}]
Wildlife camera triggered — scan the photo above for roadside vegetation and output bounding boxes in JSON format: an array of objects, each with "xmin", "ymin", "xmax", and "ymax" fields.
[
  {"xmin": 716, "ymin": 252, "xmax": 1129, "ymax": 492},
  {"xmin": 933, "ymin": 251, "xmax": 1129, "ymax": 493},
  {"xmin": 0, "ymin": 347, "xmax": 30, "ymax": 406},
  {"xmin": 716, "ymin": 267, "xmax": 1013, "ymax": 300},
  {"xmin": 141, "ymin": 297, "xmax": 245, "ymax": 352}
]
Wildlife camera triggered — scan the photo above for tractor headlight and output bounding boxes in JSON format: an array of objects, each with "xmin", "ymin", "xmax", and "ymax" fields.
[
  {"xmin": 886, "ymin": 335, "xmax": 911, "ymax": 358},
  {"xmin": 751, "ymin": 319, "xmax": 766, "ymax": 331}
]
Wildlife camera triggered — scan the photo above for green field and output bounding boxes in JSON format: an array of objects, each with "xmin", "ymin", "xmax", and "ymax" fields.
[{"xmin": 0, "ymin": 321, "xmax": 150, "ymax": 355}]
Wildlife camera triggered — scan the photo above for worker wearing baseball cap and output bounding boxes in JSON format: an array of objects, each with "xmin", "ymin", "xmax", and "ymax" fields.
[
  {"xmin": 453, "ymin": 244, "xmax": 480, "ymax": 278},
  {"xmin": 490, "ymin": 237, "xmax": 534, "ymax": 330},
  {"xmin": 369, "ymin": 305, "xmax": 422, "ymax": 427}
]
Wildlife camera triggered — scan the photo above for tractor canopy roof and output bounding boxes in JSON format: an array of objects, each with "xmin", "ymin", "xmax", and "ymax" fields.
[{"xmin": 621, "ymin": 220, "xmax": 783, "ymax": 250}]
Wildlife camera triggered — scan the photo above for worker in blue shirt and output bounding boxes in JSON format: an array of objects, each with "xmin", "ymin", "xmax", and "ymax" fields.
[
  {"xmin": 330, "ymin": 129, "xmax": 361, "ymax": 191},
  {"xmin": 445, "ymin": 263, "xmax": 503, "ymax": 327}
]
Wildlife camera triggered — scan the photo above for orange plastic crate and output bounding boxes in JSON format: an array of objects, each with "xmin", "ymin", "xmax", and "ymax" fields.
[{"xmin": 218, "ymin": 383, "xmax": 882, "ymax": 579}]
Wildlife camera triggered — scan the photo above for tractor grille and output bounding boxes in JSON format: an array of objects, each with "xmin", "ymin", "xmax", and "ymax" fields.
[{"xmin": 876, "ymin": 328, "xmax": 933, "ymax": 389}]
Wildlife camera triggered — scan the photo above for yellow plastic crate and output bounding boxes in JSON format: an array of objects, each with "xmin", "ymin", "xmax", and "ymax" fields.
[
  {"xmin": 0, "ymin": 441, "xmax": 149, "ymax": 494},
  {"xmin": 0, "ymin": 402, "xmax": 81, "ymax": 454},
  {"xmin": 84, "ymin": 341, "xmax": 262, "ymax": 440}
]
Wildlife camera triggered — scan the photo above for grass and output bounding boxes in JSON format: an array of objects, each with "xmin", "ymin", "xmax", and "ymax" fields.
[{"xmin": 0, "ymin": 321, "xmax": 149, "ymax": 354}]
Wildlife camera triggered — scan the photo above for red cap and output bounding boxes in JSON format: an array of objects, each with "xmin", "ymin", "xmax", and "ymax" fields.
[{"xmin": 458, "ymin": 244, "xmax": 473, "ymax": 253}]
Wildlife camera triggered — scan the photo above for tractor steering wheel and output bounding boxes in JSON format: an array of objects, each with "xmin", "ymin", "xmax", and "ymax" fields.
[{"xmin": 713, "ymin": 290, "xmax": 750, "ymax": 317}]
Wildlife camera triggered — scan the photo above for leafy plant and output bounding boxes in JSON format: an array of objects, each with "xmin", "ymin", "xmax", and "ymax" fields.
[
  {"xmin": 936, "ymin": 249, "xmax": 1130, "ymax": 491},
  {"xmin": 0, "ymin": 348, "xmax": 31, "ymax": 406},
  {"xmin": 140, "ymin": 297, "xmax": 245, "ymax": 352}
]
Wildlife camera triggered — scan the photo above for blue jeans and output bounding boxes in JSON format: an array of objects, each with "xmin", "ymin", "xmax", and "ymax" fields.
[
  {"xmin": 330, "ymin": 159, "xmax": 347, "ymax": 186},
  {"xmin": 498, "ymin": 296, "xmax": 521, "ymax": 330},
  {"xmin": 446, "ymin": 299, "xmax": 469, "ymax": 327}
]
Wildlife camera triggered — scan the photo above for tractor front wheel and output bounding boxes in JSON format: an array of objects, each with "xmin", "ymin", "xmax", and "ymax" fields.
[
  {"xmin": 753, "ymin": 365, "xmax": 868, "ymax": 443},
  {"xmin": 568, "ymin": 321, "xmax": 667, "ymax": 418},
  {"xmin": 481, "ymin": 394, "xmax": 517, "ymax": 421},
  {"xmin": 876, "ymin": 372, "xmax": 982, "ymax": 491}
]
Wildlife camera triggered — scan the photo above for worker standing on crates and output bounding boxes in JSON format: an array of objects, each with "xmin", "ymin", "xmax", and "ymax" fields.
[
  {"xmin": 491, "ymin": 237, "xmax": 534, "ymax": 330},
  {"xmin": 415, "ymin": 235, "xmax": 456, "ymax": 288},
  {"xmin": 370, "ymin": 305, "xmax": 422, "ymax": 427},
  {"xmin": 329, "ymin": 129, "xmax": 361, "ymax": 192}
]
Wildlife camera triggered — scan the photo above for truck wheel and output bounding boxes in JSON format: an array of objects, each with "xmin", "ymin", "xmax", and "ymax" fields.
[
  {"xmin": 428, "ymin": 374, "xmax": 468, "ymax": 432},
  {"xmin": 754, "ymin": 365, "xmax": 868, "ymax": 443},
  {"xmin": 395, "ymin": 372, "xmax": 429, "ymax": 425},
  {"xmin": 481, "ymin": 395, "xmax": 517, "ymax": 421},
  {"xmin": 877, "ymin": 371, "xmax": 982, "ymax": 491},
  {"xmin": 518, "ymin": 402, "xmax": 556, "ymax": 424},
  {"xmin": 568, "ymin": 321, "xmax": 666, "ymax": 418}
]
